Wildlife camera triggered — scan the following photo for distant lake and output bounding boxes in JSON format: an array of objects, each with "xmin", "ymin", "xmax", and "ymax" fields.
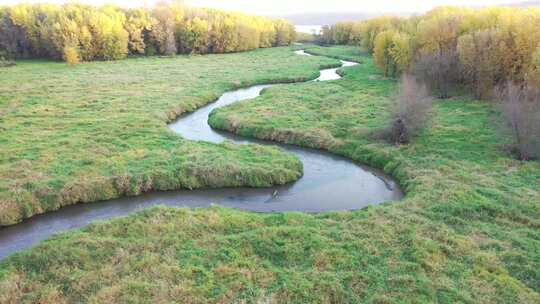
[{"xmin": 295, "ymin": 25, "xmax": 322, "ymax": 35}]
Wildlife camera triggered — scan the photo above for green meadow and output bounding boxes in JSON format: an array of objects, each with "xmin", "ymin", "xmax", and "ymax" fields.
[
  {"xmin": 0, "ymin": 46, "xmax": 538, "ymax": 303},
  {"xmin": 0, "ymin": 47, "xmax": 337, "ymax": 226}
]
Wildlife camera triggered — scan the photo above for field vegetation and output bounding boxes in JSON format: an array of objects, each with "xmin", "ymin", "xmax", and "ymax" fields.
[
  {"xmin": 1, "ymin": 3, "xmax": 539, "ymax": 302},
  {"xmin": 209, "ymin": 44, "xmax": 540, "ymax": 302},
  {"xmin": 0, "ymin": 47, "xmax": 337, "ymax": 226},
  {"xmin": 319, "ymin": 6, "xmax": 540, "ymax": 159},
  {"xmin": 0, "ymin": 45, "xmax": 538, "ymax": 303}
]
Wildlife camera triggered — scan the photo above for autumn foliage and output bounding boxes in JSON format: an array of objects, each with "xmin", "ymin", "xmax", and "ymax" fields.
[
  {"xmin": 320, "ymin": 6, "xmax": 540, "ymax": 98},
  {"xmin": 0, "ymin": 2, "xmax": 296, "ymax": 63}
]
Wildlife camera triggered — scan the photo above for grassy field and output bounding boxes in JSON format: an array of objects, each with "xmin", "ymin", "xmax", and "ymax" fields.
[
  {"xmin": 210, "ymin": 45, "xmax": 540, "ymax": 301},
  {"xmin": 299, "ymin": 44, "xmax": 369, "ymax": 62},
  {"xmin": 0, "ymin": 46, "xmax": 539, "ymax": 303},
  {"xmin": 0, "ymin": 47, "xmax": 338, "ymax": 226}
]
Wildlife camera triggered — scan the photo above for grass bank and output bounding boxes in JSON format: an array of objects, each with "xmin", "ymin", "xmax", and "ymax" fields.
[
  {"xmin": 301, "ymin": 44, "xmax": 369, "ymax": 62},
  {"xmin": 0, "ymin": 47, "xmax": 337, "ymax": 226},
  {"xmin": 0, "ymin": 46, "xmax": 538, "ymax": 303},
  {"xmin": 210, "ymin": 45, "xmax": 540, "ymax": 301}
]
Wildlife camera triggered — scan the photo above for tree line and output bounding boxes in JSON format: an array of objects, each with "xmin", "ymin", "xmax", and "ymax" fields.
[
  {"xmin": 0, "ymin": 2, "xmax": 296, "ymax": 64},
  {"xmin": 319, "ymin": 6, "xmax": 540, "ymax": 99},
  {"xmin": 318, "ymin": 7, "xmax": 540, "ymax": 160}
]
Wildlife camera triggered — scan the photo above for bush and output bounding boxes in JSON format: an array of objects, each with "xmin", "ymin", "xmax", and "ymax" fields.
[
  {"xmin": 497, "ymin": 83, "xmax": 540, "ymax": 161},
  {"xmin": 0, "ymin": 51, "xmax": 15, "ymax": 67},
  {"xmin": 376, "ymin": 74, "xmax": 433, "ymax": 145},
  {"xmin": 62, "ymin": 46, "xmax": 80, "ymax": 65}
]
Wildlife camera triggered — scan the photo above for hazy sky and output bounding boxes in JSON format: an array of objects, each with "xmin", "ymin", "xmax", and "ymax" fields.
[{"xmin": 1, "ymin": 0, "xmax": 527, "ymax": 14}]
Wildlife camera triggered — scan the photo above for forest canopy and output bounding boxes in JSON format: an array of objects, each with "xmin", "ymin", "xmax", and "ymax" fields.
[
  {"xmin": 0, "ymin": 2, "xmax": 296, "ymax": 63},
  {"xmin": 319, "ymin": 6, "xmax": 540, "ymax": 98}
]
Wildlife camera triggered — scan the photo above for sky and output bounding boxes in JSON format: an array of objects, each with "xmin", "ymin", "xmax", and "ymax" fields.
[{"xmin": 0, "ymin": 0, "xmax": 529, "ymax": 15}]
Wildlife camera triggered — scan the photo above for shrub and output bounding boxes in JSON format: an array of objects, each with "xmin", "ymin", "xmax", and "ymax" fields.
[
  {"xmin": 62, "ymin": 45, "xmax": 80, "ymax": 65},
  {"xmin": 377, "ymin": 74, "xmax": 433, "ymax": 145},
  {"xmin": 497, "ymin": 83, "xmax": 540, "ymax": 161},
  {"xmin": 0, "ymin": 51, "xmax": 15, "ymax": 67}
]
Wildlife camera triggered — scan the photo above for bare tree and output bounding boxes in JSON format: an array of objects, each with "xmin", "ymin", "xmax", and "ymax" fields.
[
  {"xmin": 497, "ymin": 82, "xmax": 540, "ymax": 161},
  {"xmin": 376, "ymin": 74, "xmax": 433, "ymax": 144},
  {"xmin": 412, "ymin": 49, "xmax": 460, "ymax": 99}
]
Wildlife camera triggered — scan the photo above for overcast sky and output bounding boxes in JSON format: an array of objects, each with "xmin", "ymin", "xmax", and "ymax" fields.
[{"xmin": 1, "ymin": 0, "xmax": 528, "ymax": 14}]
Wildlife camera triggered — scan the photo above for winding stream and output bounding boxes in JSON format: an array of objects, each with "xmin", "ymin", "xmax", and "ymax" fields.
[{"xmin": 0, "ymin": 50, "xmax": 403, "ymax": 260}]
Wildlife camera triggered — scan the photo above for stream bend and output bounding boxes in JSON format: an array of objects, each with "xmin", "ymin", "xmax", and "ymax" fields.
[{"xmin": 0, "ymin": 50, "xmax": 403, "ymax": 260}]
